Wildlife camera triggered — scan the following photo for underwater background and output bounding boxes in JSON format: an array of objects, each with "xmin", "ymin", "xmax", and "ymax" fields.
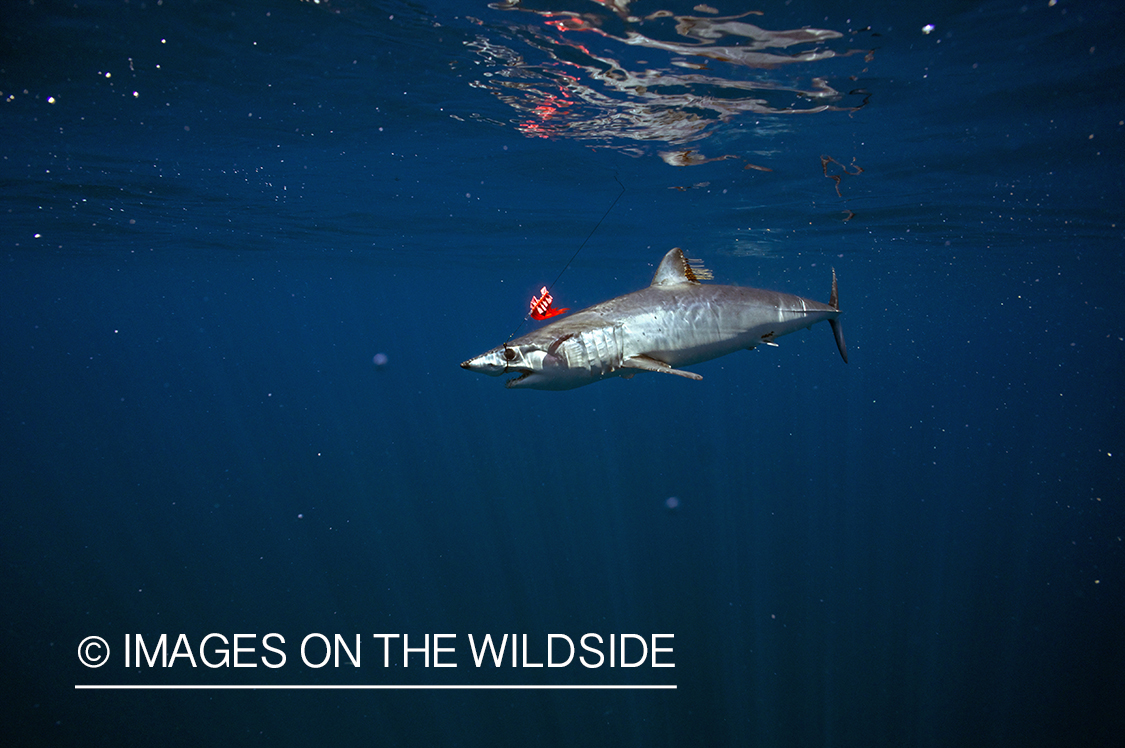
[{"xmin": 2, "ymin": 0, "xmax": 1123, "ymax": 745}]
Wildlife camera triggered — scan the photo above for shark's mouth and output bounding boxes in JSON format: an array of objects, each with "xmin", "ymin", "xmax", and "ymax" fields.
[{"xmin": 505, "ymin": 372, "xmax": 531, "ymax": 388}]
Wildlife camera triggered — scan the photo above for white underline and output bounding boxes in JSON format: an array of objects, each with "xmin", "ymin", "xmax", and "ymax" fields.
[{"xmin": 76, "ymin": 684, "xmax": 676, "ymax": 690}]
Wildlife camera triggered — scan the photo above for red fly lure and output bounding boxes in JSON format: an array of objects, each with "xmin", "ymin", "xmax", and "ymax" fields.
[{"xmin": 529, "ymin": 286, "xmax": 569, "ymax": 320}]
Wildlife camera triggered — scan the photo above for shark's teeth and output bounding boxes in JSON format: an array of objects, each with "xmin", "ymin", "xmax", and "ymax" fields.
[{"xmin": 505, "ymin": 372, "xmax": 530, "ymax": 388}]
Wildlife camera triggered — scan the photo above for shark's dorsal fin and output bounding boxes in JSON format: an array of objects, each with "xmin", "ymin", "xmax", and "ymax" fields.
[{"xmin": 651, "ymin": 247, "xmax": 713, "ymax": 286}]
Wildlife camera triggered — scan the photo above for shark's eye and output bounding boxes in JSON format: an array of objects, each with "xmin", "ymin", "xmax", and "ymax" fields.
[{"xmin": 503, "ymin": 347, "xmax": 517, "ymax": 361}]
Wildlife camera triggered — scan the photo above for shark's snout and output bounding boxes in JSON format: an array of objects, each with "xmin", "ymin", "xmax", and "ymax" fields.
[{"xmin": 461, "ymin": 350, "xmax": 512, "ymax": 377}]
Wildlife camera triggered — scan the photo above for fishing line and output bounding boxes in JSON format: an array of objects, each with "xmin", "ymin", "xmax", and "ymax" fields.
[{"xmin": 505, "ymin": 173, "xmax": 626, "ymax": 344}]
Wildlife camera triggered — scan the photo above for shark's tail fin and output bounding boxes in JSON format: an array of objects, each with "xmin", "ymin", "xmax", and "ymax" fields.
[{"xmin": 828, "ymin": 268, "xmax": 848, "ymax": 364}]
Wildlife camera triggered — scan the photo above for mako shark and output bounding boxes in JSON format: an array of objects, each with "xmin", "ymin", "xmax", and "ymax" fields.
[{"xmin": 461, "ymin": 247, "xmax": 848, "ymax": 390}]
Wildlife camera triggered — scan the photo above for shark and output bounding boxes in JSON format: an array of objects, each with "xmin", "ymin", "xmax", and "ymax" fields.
[{"xmin": 461, "ymin": 247, "xmax": 848, "ymax": 390}]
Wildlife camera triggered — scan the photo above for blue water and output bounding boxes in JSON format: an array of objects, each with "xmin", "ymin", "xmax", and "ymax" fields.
[{"xmin": 3, "ymin": 0, "xmax": 1123, "ymax": 745}]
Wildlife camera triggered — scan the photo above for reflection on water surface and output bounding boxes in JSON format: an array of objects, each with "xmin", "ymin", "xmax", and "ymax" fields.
[{"xmin": 467, "ymin": 1, "xmax": 872, "ymax": 160}]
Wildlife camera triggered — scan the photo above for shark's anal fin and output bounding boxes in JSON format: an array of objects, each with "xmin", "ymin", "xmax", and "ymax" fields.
[{"xmin": 622, "ymin": 355, "xmax": 703, "ymax": 381}]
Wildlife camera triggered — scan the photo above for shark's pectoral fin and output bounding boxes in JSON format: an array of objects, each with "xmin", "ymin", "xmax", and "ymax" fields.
[{"xmin": 622, "ymin": 355, "xmax": 703, "ymax": 381}]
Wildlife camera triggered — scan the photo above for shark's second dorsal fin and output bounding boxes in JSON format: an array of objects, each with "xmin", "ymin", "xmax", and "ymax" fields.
[{"xmin": 651, "ymin": 247, "xmax": 713, "ymax": 286}]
